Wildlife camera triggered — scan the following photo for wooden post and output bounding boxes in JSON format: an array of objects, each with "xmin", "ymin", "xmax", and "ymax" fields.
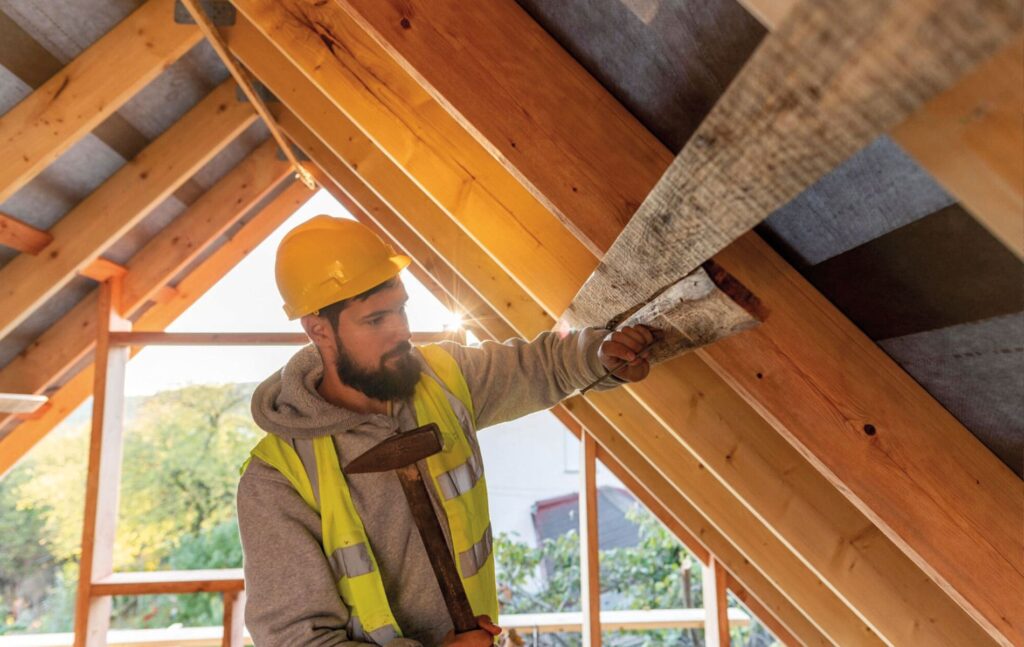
[
  {"xmin": 73, "ymin": 279, "xmax": 131, "ymax": 647},
  {"xmin": 702, "ymin": 556, "xmax": 731, "ymax": 647},
  {"xmin": 222, "ymin": 590, "xmax": 246, "ymax": 647},
  {"xmin": 579, "ymin": 430, "xmax": 601, "ymax": 646}
]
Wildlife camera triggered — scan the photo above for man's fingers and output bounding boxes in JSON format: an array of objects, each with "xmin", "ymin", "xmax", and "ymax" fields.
[{"xmin": 478, "ymin": 615, "xmax": 502, "ymax": 636}]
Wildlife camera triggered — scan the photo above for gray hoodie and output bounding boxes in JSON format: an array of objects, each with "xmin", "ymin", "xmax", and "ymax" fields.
[{"xmin": 238, "ymin": 328, "xmax": 619, "ymax": 646}]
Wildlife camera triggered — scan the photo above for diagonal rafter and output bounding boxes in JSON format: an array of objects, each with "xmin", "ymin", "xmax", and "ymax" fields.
[
  {"xmin": 0, "ymin": 179, "xmax": 314, "ymax": 476},
  {"xmin": 0, "ymin": 0, "xmax": 202, "ymax": 205},
  {"xmin": 0, "ymin": 139, "xmax": 292, "ymax": 419},
  {"xmin": 0, "ymin": 80, "xmax": 258, "ymax": 341}
]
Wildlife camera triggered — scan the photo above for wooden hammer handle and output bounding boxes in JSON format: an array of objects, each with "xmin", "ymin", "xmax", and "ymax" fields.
[{"xmin": 395, "ymin": 465, "xmax": 478, "ymax": 633}]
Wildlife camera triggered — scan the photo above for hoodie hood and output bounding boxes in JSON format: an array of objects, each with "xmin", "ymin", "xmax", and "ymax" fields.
[{"xmin": 250, "ymin": 344, "xmax": 402, "ymax": 440}]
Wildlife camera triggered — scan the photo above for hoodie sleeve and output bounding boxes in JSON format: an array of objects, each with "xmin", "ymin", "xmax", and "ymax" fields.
[
  {"xmin": 237, "ymin": 458, "xmax": 422, "ymax": 647},
  {"xmin": 438, "ymin": 327, "xmax": 621, "ymax": 430}
]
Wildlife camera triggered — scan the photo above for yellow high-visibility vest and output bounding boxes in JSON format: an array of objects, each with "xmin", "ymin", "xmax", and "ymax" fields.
[{"xmin": 245, "ymin": 345, "xmax": 499, "ymax": 644}]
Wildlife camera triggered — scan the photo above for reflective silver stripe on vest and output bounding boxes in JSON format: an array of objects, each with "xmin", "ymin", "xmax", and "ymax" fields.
[
  {"xmin": 350, "ymin": 614, "xmax": 400, "ymax": 646},
  {"xmin": 329, "ymin": 543, "xmax": 375, "ymax": 579},
  {"xmin": 291, "ymin": 438, "xmax": 320, "ymax": 507},
  {"xmin": 436, "ymin": 452, "xmax": 483, "ymax": 500},
  {"xmin": 459, "ymin": 524, "xmax": 493, "ymax": 578}
]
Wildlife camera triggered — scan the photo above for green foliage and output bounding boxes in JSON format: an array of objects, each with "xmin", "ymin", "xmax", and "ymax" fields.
[{"xmin": 0, "ymin": 383, "xmax": 259, "ymax": 634}]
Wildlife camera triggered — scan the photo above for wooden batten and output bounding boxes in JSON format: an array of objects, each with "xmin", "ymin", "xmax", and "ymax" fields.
[
  {"xmin": 0, "ymin": 0, "xmax": 202, "ymax": 206},
  {"xmin": 0, "ymin": 80, "xmax": 258, "ymax": 341},
  {"xmin": 0, "ymin": 213, "xmax": 52, "ymax": 254}
]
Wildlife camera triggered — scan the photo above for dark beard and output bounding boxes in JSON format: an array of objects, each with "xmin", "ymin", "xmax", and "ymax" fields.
[{"xmin": 333, "ymin": 336, "xmax": 421, "ymax": 401}]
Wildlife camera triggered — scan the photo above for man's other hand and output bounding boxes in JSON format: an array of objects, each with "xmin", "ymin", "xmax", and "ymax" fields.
[
  {"xmin": 597, "ymin": 325, "xmax": 661, "ymax": 384},
  {"xmin": 441, "ymin": 615, "xmax": 502, "ymax": 646}
]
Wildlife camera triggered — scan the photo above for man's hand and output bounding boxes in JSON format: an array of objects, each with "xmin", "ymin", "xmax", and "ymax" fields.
[
  {"xmin": 441, "ymin": 615, "xmax": 502, "ymax": 646},
  {"xmin": 597, "ymin": 325, "xmax": 661, "ymax": 384}
]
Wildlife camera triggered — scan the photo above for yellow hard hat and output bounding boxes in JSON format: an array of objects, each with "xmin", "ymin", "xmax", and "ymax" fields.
[{"xmin": 275, "ymin": 215, "xmax": 411, "ymax": 319}]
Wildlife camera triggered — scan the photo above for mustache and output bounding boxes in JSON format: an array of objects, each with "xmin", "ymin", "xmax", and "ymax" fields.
[{"xmin": 383, "ymin": 341, "xmax": 413, "ymax": 360}]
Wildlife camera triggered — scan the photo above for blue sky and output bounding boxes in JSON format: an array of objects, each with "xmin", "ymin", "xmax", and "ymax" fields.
[{"xmin": 124, "ymin": 189, "xmax": 455, "ymax": 396}]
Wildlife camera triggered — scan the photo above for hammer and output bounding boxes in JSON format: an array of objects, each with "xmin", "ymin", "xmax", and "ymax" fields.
[{"xmin": 344, "ymin": 423, "xmax": 478, "ymax": 634}]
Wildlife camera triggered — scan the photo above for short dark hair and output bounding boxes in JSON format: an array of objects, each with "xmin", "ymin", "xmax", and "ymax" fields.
[{"xmin": 318, "ymin": 277, "xmax": 399, "ymax": 329}]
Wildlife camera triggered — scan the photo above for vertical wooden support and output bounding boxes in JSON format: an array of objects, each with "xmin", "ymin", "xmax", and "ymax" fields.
[
  {"xmin": 222, "ymin": 590, "xmax": 246, "ymax": 647},
  {"xmin": 73, "ymin": 278, "xmax": 130, "ymax": 647},
  {"xmin": 702, "ymin": 556, "xmax": 731, "ymax": 647},
  {"xmin": 579, "ymin": 430, "xmax": 601, "ymax": 646}
]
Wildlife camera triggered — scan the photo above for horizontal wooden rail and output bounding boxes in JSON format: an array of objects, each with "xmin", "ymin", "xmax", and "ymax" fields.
[
  {"xmin": 90, "ymin": 569, "xmax": 244, "ymax": 596},
  {"xmin": 107, "ymin": 331, "xmax": 459, "ymax": 346}
]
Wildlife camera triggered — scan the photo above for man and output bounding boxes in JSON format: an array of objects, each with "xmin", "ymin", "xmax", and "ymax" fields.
[{"xmin": 238, "ymin": 215, "xmax": 657, "ymax": 646}]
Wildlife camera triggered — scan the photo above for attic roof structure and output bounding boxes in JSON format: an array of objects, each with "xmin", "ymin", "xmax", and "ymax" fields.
[{"xmin": 0, "ymin": 0, "xmax": 1021, "ymax": 645}]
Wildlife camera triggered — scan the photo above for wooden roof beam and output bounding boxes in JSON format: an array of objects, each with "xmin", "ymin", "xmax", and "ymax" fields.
[
  {"xmin": 0, "ymin": 179, "xmax": 314, "ymax": 476},
  {"xmin": 0, "ymin": 80, "xmax": 258, "ymax": 341},
  {"xmin": 0, "ymin": 0, "xmax": 202, "ymax": 205},
  {"xmin": 0, "ymin": 213, "xmax": 52, "ymax": 254},
  {"xmin": 302, "ymin": 1, "xmax": 1022, "ymax": 640},
  {"xmin": 0, "ymin": 139, "xmax": 292, "ymax": 423},
  {"xmin": 742, "ymin": 2, "xmax": 1024, "ymax": 259}
]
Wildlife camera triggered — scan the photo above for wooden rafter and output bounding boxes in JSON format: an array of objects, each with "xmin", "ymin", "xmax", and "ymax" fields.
[
  {"xmin": 0, "ymin": 213, "xmax": 52, "ymax": 254},
  {"xmin": 0, "ymin": 0, "xmax": 202, "ymax": 205},
  {"xmin": 0, "ymin": 180, "xmax": 315, "ymax": 476},
  {"xmin": 275, "ymin": 1, "xmax": 1023, "ymax": 641},
  {"xmin": 230, "ymin": 3, "xmax": 1008, "ymax": 644},
  {"xmin": 0, "ymin": 139, "xmax": 291, "ymax": 427},
  {"xmin": 0, "ymin": 80, "xmax": 259, "ymax": 341}
]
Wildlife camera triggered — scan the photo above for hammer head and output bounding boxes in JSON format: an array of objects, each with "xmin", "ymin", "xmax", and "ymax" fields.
[{"xmin": 344, "ymin": 423, "xmax": 443, "ymax": 475}]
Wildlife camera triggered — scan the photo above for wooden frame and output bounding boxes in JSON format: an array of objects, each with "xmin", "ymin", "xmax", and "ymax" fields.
[
  {"xmin": 0, "ymin": 213, "xmax": 52, "ymax": 254},
  {"xmin": 0, "ymin": 80, "xmax": 259, "ymax": 340},
  {"xmin": 0, "ymin": 180, "xmax": 315, "ymax": 476}
]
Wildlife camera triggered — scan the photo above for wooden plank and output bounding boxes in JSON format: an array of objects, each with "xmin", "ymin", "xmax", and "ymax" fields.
[
  {"xmin": 579, "ymin": 431, "xmax": 601, "ymax": 646},
  {"xmin": 703, "ymin": 557, "xmax": 732, "ymax": 647},
  {"xmin": 91, "ymin": 570, "xmax": 244, "ymax": 596},
  {"xmin": 73, "ymin": 280, "xmax": 131, "ymax": 647},
  {"xmin": 0, "ymin": 213, "xmax": 52, "ymax": 254},
  {"xmin": 0, "ymin": 80, "xmax": 258, "ymax": 340},
  {"xmin": 563, "ymin": 0, "xmax": 1023, "ymax": 326},
  {"xmin": 226, "ymin": 5, "xmax": 594, "ymax": 313},
  {"xmin": 318, "ymin": 0, "xmax": 1024, "ymax": 640},
  {"xmin": 0, "ymin": 138, "xmax": 290, "ymax": 425},
  {"xmin": 0, "ymin": 0, "xmax": 202, "ymax": 205},
  {"xmin": 0, "ymin": 181, "xmax": 313, "ymax": 477}
]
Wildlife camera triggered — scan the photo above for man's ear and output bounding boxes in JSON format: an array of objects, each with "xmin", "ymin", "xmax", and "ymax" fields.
[{"xmin": 300, "ymin": 314, "xmax": 336, "ymax": 353}]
